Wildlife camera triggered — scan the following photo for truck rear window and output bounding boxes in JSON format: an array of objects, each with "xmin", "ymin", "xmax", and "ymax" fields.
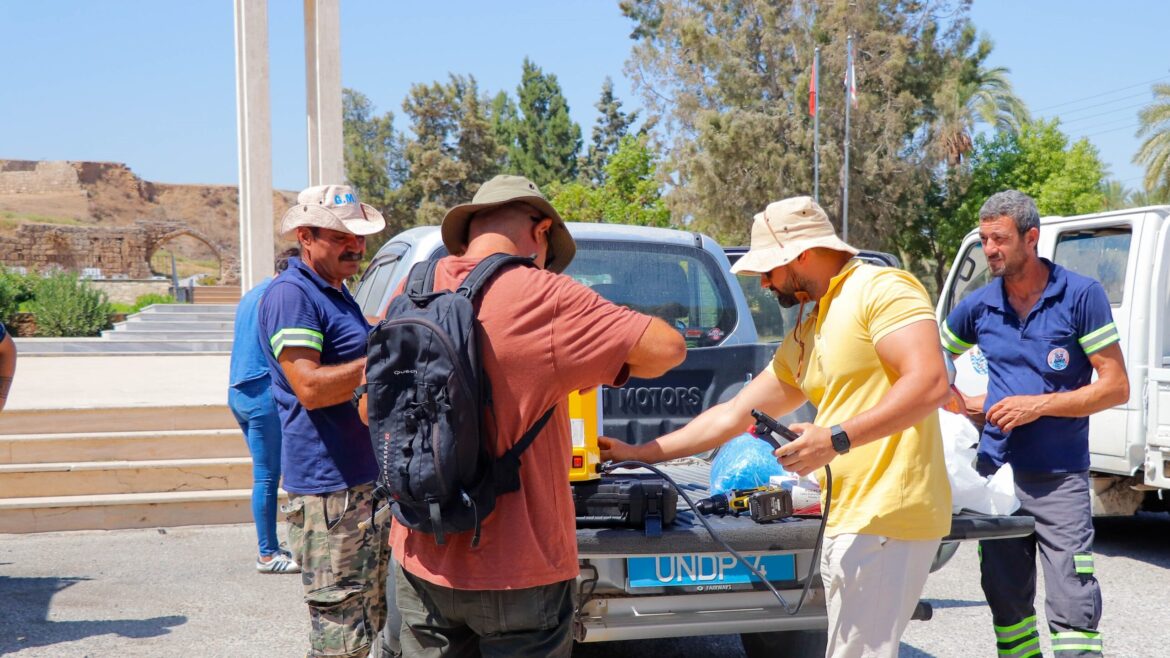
[{"xmin": 566, "ymin": 240, "xmax": 738, "ymax": 348}]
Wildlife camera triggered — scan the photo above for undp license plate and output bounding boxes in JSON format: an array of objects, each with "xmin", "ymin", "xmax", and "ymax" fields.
[{"xmin": 627, "ymin": 553, "xmax": 796, "ymax": 592}]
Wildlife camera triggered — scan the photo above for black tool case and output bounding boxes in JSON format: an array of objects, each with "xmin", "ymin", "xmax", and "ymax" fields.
[{"xmin": 572, "ymin": 475, "xmax": 678, "ymax": 531}]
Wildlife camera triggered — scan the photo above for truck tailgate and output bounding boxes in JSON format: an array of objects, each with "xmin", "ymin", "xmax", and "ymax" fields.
[{"xmin": 575, "ymin": 459, "xmax": 1034, "ymax": 555}]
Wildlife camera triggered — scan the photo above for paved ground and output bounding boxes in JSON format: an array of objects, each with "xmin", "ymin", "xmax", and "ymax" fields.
[{"xmin": 2, "ymin": 512, "xmax": 1167, "ymax": 657}]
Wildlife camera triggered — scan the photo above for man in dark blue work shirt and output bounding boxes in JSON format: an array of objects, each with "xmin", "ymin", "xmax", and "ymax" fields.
[
  {"xmin": 941, "ymin": 190, "xmax": 1129, "ymax": 658},
  {"xmin": 258, "ymin": 184, "xmax": 389, "ymax": 658}
]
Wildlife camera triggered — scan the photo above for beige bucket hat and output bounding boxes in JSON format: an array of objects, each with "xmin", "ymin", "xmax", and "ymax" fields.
[
  {"xmin": 279, "ymin": 184, "xmax": 386, "ymax": 238},
  {"xmin": 440, "ymin": 174, "xmax": 576, "ymax": 273},
  {"xmin": 729, "ymin": 196, "xmax": 858, "ymax": 276}
]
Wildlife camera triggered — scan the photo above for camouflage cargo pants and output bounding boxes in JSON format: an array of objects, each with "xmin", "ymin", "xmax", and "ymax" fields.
[{"xmin": 285, "ymin": 482, "xmax": 391, "ymax": 658}]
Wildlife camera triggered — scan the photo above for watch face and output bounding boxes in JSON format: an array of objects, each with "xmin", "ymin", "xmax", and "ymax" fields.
[{"xmin": 831, "ymin": 427, "xmax": 850, "ymax": 453}]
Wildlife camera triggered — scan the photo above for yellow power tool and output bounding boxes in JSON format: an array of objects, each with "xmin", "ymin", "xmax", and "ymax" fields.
[{"xmin": 567, "ymin": 387, "xmax": 602, "ymax": 482}]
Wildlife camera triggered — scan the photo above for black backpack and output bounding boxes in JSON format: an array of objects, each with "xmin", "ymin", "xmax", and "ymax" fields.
[{"xmin": 364, "ymin": 253, "xmax": 554, "ymax": 547}]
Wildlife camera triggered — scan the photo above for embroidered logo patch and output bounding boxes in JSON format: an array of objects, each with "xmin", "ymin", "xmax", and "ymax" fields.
[
  {"xmin": 1047, "ymin": 347, "xmax": 1070, "ymax": 371},
  {"xmin": 970, "ymin": 346, "xmax": 988, "ymax": 375}
]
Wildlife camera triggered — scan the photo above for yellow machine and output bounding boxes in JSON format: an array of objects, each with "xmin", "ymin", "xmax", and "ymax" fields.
[{"xmin": 567, "ymin": 387, "xmax": 602, "ymax": 482}]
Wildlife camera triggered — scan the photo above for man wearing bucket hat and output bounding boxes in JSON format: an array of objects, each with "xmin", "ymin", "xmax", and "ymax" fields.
[
  {"xmin": 258, "ymin": 184, "xmax": 391, "ymax": 657},
  {"xmin": 601, "ymin": 196, "xmax": 953, "ymax": 658},
  {"xmin": 387, "ymin": 174, "xmax": 685, "ymax": 657}
]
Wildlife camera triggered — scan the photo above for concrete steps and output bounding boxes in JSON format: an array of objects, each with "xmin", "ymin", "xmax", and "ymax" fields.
[
  {"xmin": 0, "ymin": 457, "xmax": 254, "ymax": 497},
  {"xmin": 0, "ymin": 404, "xmax": 267, "ymax": 533},
  {"xmin": 18, "ymin": 303, "xmax": 238, "ymax": 354},
  {"xmin": 0, "ymin": 489, "xmax": 271, "ymax": 534},
  {"xmin": 0, "ymin": 428, "xmax": 245, "ymax": 464},
  {"xmin": 193, "ymin": 286, "xmax": 242, "ymax": 304}
]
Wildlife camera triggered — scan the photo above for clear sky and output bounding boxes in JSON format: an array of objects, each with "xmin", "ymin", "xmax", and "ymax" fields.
[{"xmin": 2, "ymin": 1, "xmax": 1166, "ymax": 194}]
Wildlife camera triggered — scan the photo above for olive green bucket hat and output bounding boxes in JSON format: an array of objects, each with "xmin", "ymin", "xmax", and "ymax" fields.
[{"xmin": 440, "ymin": 174, "xmax": 576, "ymax": 273}]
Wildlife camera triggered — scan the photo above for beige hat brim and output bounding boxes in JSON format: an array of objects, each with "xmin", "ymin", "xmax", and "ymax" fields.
[
  {"xmin": 441, "ymin": 195, "xmax": 576, "ymax": 274},
  {"xmin": 280, "ymin": 203, "xmax": 386, "ymax": 239},
  {"xmin": 729, "ymin": 235, "xmax": 859, "ymax": 276}
]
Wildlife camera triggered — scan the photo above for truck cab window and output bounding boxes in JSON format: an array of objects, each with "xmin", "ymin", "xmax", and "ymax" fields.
[
  {"xmin": 1053, "ymin": 227, "xmax": 1132, "ymax": 305},
  {"xmin": 566, "ymin": 241, "xmax": 737, "ymax": 348},
  {"xmin": 944, "ymin": 243, "xmax": 991, "ymax": 317}
]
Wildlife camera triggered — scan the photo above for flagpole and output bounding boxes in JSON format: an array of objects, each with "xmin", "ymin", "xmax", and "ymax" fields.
[
  {"xmin": 842, "ymin": 35, "xmax": 852, "ymax": 243},
  {"xmin": 813, "ymin": 46, "xmax": 820, "ymax": 203}
]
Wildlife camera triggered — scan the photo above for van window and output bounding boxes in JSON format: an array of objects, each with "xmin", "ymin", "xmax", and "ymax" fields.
[
  {"xmin": 353, "ymin": 242, "xmax": 410, "ymax": 316},
  {"xmin": 1053, "ymin": 227, "xmax": 1131, "ymax": 305},
  {"xmin": 945, "ymin": 242, "xmax": 991, "ymax": 317},
  {"xmin": 565, "ymin": 241, "xmax": 737, "ymax": 348}
]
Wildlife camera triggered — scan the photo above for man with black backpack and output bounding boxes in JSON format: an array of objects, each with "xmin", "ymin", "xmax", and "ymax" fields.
[
  {"xmin": 371, "ymin": 175, "xmax": 685, "ymax": 657},
  {"xmin": 258, "ymin": 184, "xmax": 390, "ymax": 658}
]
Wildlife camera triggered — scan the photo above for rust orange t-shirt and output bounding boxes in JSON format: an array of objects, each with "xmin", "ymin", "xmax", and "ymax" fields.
[{"xmin": 386, "ymin": 255, "xmax": 652, "ymax": 590}]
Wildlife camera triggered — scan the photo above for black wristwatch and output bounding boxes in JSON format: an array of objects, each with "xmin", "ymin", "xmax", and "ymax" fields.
[{"xmin": 830, "ymin": 424, "xmax": 851, "ymax": 455}]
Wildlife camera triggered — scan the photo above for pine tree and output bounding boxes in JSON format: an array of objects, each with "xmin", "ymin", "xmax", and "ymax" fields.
[
  {"xmin": 509, "ymin": 58, "xmax": 582, "ymax": 187},
  {"xmin": 580, "ymin": 78, "xmax": 639, "ymax": 184},
  {"xmin": 393, "ymin": 75, "xmax": 505, "ymax": 227}
]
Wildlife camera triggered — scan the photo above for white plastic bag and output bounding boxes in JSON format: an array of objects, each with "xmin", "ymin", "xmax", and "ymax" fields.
[{"xmin": 938, "ymin": 411, "xmax": 1020, "ymax": 515}]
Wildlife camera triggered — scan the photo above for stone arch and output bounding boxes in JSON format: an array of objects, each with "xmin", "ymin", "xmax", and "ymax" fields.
[{"xmin": 142, "ymin": 223, "xmax": 226, "ymax": 283}]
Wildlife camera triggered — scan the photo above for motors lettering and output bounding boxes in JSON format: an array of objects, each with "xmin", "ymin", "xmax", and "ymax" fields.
[{"xmin": 606, "ymin": 386, "xmax": 703, "ymax": 415}]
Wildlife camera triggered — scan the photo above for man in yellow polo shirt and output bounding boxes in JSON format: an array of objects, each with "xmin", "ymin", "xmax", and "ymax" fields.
[{"xmin": 601, "ymin": 196, "xmax": 952, "ymax": 658}]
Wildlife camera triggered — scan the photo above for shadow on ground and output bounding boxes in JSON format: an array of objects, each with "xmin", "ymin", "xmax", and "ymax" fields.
[
  {"xmin": 0, "ymin": 575, "xmax": 186, "ymax": 656},
  {"xmin": 922, "ymin": 597, "xmax": 984, "ymax": 610},
  {"xmin": 1092, "ymin": 512, "xmax": 1170, "ymax": 568}
]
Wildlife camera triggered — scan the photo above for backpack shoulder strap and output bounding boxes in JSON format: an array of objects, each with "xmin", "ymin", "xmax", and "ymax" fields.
[
  {"xmin": 458, "ymin": 253, "xmax": 536, "ymax": 300},
  {"xmin": 406, "ymin": 259, "xmax": 440, "ymax": 299}
]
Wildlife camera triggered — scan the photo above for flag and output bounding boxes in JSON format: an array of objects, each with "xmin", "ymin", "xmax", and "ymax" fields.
[
  {"xmin": 844, "ymin": 39, "xmax": 858, "ymax": 108},
  {"xmin": 809, "ymin": 62, "xmax": 817, "ymax": 116}
]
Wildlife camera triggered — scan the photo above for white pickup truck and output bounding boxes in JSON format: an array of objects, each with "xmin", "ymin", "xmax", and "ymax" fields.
[
  {"xmin": 938, "ymin": 205, "xmax": 1170, "ymax": 515},
  {"xmin": 354, "ymin": 222, "xmax": 1032, "ymax": 657}
]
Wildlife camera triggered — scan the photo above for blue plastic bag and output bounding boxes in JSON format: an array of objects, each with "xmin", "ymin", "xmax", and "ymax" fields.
[{"xmin": 708, "ymin": 432, "xmax": 786, "ymax": 495}]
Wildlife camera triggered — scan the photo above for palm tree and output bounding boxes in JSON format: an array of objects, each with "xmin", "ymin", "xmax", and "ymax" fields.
[
  {"xmin": 1101, "ymin": 180, "xmax": 1131, "ymax": 210},
  {"xmin": 929, "ymin": 36, "xmax": 1031, "ymax": 168},
  {"xmin": 1134, "ymin": 83, "xmax": 1170, "ymax": 194}
]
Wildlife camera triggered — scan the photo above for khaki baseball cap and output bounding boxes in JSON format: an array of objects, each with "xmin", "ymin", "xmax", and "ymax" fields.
[
  {"xmin": 441, "ymin": 174, "xmax": 576, "ymax": 274},
  {"xmin": 729, "ymin": 196, "xmax": 858, "ymax": 276},
  {"xmin": 279, "ymin": 184, "xmax": 386, "ymax": 238}
]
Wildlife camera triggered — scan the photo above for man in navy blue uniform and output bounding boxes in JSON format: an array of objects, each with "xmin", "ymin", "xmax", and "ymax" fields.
[
  {"xmin": 942, "ymin": 190, "xmax": 1129, "ymax": 658},
  {"xmin": 259, "ymin": 184, "xmax": 389, "ymax": 657}
]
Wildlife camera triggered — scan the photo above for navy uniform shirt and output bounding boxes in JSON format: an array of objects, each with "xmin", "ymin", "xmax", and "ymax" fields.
[
  {"xmin": 942, "ymin": 259, "xmax": 1119, "ymax": 473},
  {"xmin": 257, "ymin": 257, "xmax": 376, "ymax": 494}
]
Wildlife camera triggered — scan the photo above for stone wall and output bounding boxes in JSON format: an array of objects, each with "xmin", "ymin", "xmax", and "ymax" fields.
[
  {"xmin": 0, "ymin": 160, "xmax": 84, "ymax": 195},
  {"xmin": 0, "ymin": 221, "xmax": 236, "ymax": 283},
  {"xmin": 90, "ymin": 280, "xmax": 172, "ymax": 305}
]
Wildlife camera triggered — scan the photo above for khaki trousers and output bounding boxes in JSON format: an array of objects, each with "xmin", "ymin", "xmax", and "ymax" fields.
[{"xmin": 821, "ymin": 533, "xmax": 940, "ymax": 658}]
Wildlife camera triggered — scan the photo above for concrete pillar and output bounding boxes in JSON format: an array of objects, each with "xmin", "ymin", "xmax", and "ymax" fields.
[
  {"xmin": 233, "ymin": 0, "xmax": 275, "ymax": 293},
  {"xmin": 304, "ymin": 0, "xmax": 344, "ymax": 186}
]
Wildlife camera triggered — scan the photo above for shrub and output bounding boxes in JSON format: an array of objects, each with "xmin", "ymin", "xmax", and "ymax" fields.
[
  {"xmin": 0, "ymin": 271, "xmax": 36, "ymax": 327},
  {"xmin": 133, "ymin": 293, "xmax": 175, "ymax": 311},
  {"xmin": 28, "ymin": 272, "xmax": 114, "ymax": 337}
]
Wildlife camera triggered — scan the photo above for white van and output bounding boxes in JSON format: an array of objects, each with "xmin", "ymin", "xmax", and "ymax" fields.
[{"xmin": 937, "ymin": 206, "xmax": 1170, "ymax": 515}]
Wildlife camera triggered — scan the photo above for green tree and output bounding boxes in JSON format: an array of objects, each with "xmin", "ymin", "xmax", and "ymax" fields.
[
  {"xmin": 619, "ymin": 0, "xmax": 987, "ymax": 248},
  {"xmin": 509, "ymin": 58, "xmax": 582, "ymax": 187},
  {"xmin": 925, "ymin": 28, "xmax": 1030, "ymax": 168},
  {"xmin": 915, "ymin": 118, "xmax": 1109, "ymax": 287},
  {"xmin": 580, "ymin": 78, "xmax": 640, "ymax": 184},
  {"xmin": 551, "ymin": 134, "xmax": 671, "ymax": 227},
  {"xmin": 1101, "ymin": 179, "xmax": 1131, "ymax": 211},
  {"xmin": 1134, "ymin": 82, "xmax": 1170, "ymax": 195},
  {"xmin": 393, "ymin": 74, "xmax": 505, "ymax": 227},
  {"xmin": 489, "ymin": 90, "xmax": 520, "ymax": 171},
  {"xmin": 342, "ymin": 89, "xmax": 404, "ymax": 230}
]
